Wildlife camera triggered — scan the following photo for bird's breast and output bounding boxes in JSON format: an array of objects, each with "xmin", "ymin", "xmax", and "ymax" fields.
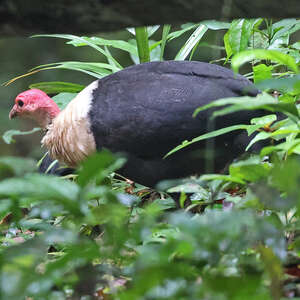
[{"xmin": 41, "ymin": 81, "xmax": 98, "ymax": 167}]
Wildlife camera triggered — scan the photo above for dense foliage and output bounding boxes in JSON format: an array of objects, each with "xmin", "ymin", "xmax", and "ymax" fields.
[{"xmin": 2, "ymin": 19, "xmax": 300, "ymax": 299}]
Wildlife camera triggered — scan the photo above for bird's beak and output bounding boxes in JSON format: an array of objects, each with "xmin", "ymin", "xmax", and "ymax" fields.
[{"xmin": 9, "ymin": 106, "xmax": 18, "ymax": 119}]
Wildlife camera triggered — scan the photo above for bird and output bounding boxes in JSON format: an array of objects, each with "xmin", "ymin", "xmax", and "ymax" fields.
[{"xmin": 9, "ymin": 61, "xmax": 261, "ymax": 187}]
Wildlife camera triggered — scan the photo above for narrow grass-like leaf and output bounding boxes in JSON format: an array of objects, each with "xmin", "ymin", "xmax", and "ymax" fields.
[
  {"xmin": 32, "ymin": 34, "xmax": 122, "ymax": 71},
  {"xmin": 67, "ymin": 36, "xmax": 138, "ymax": 56},
  {"xmin": 29, "ymin": 82, "xmax": 84, "ymax": 94},
  {"xmin": 167, "ymin": 23, "xmax": 199, "ymax": 41},
  {"xmin": 3, "ymin": 128, "xmax": 41, "ymax": 144},
  {"xmin": 175, "ymin": 25, "xmax": 208, "ymax": 61},
  {"xmin": 160, "ymin": 24, "xmax": 171, "ymax": 61},
  {"xmin": 135, "ymin": 27, "xmax": 150, "ymax": 63},
  {"xmin": 193, "ymin": 93, "xmax": 299, "ymax": 121},
  {"xmin": 231, "ymin": 49, "xmax": 299, "ymax": 73},
  {"xmin": 165, "ymin": 124, "xmax": 249, "ymax": 157},
  {"xmin": 201, "ymin": 20, "xmax": 231, "ymax": 30},
  {"xmin": 32, "ymin": 61, "xmax": 114, "ymax": 78}
]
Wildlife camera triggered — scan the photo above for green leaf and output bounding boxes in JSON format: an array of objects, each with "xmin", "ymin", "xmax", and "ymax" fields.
[
  {"xmin": 201, "ymin": 20, "xmax": 230, "ymax": 30},
  {"xmin": 0, "ymin": 174, "xmax": 78, "ymax": 199},
  {"xmin": 52, "ymin": 93, "xmax": 77, "ymax": 110},
  {"xmin": 127, "ymin": 25, "xmax": 160, "ymax": 38},
  {"xmin": 175, "ymin": 24, "xmax": 208, "ymax": 60},
  {"xmin": 199, "ymin": 174, "xmax": 246, "ymax": 184},
  {"xmin": 193, "ymin": 93, "xmax": 299, "ymax": 121},
  {"xmin": 167, "ymin": 23, "xmax": 199, "ymax": 41},
  {"xmin": 270, "ymin": 19, "xmax": 300, "ymax": 44},
  {"xmin": 255, "ymin": 74, "xmax": 300, "ymax": 94},
  {"xmin": 253, "ymin": 64, "xmax": 273, "ymax": 84},
  {"xmin": 224, "ymin": 19, "xmax": 255, "ymax": 57},
  {"xmin": 160, "ymin": 24, "xmax": 171, "ymax": 61},
  {"xmin": 0, "ymin": 157, "xmax": 37, "ymax": 178},
  {"xmin": 231, "ymin": 49, "xmax": 299, "ymax": 73},
  {"xmin": 2, "ymin": 128, "xmax": 41, "ymax": 144},
  {"xmin": 129, "ymin": 39, "xmax": 160, "ymax": 64},
  {"xmin": 67, "ymin": 36, "xmax": 138, "ymax": 56},
  {"xmin": 77, "ymin": 151, "xmax": 126, "ymax": 187},
  {"xmin": 165, "ymin": 124, "xmax": 249, "ymax": 158},
  {"xmin": 135, "ymin": 27, "xmax": 150, "ymax": 63},
  {"xmin": 32, "ymin": 34, "xmax": 122, "ymax": 71},
  {"xmin": 224, "ymin": 31, "xmax": 233, "ymax": 60},
  {"xmin": 250, "ymin": 114, "xmax": 277, "ymax": 126},
  {"xmin": 29, "ymin": 81, "xmax": 84, "ymax": 94},
  {"xmin": 31, "ymin": 61, "xmax": 114, "ymax": 78},
  {"xmin": 245, "ymin": 131, "xmax": 272, "ymax": 151},
  {"xmin": 229, "ymin": 156, "xmax": 271, "ymax": 182}
]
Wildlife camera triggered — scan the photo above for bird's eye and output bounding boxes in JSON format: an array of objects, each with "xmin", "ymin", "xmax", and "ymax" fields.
[{"xmin": 17, "ymin": 100, "xmax": 24, "ymax": 107}]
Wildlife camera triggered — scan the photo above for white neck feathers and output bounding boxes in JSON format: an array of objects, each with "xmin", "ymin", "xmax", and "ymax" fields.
[{"xmin": 41, "ymin": 81, "xmax": 99, "ymax": 167}]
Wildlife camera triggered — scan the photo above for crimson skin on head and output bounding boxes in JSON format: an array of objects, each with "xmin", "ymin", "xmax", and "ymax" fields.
[{"xmin": 9, "ymin": 89, "xmax": 60, "ymax": 128}]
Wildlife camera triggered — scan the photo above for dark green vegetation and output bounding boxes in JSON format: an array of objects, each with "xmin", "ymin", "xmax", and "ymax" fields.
[{"xmin": 2, "ymin": 19, "xmax": 300, "ymax": 299}]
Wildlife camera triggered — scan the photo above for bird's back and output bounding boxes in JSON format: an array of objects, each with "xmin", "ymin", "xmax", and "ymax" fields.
[{"xmin": 85, "ymin": 61, "xmax": 260, "ymax": 186}]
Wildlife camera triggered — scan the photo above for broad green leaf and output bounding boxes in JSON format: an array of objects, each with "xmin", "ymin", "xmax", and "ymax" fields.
[
  {"xmin": 231, "ymin": 49, "xmax": 299, "ymax": 73},
  {"xmin": 245, "ymin": 131, "xmax": 272, "ymax": 151},
  {"xmin": 199, "ymin": 174, "xmax": 246, "ymax": 184},
  {"xmin": 0, "ymin": 157, "xmax": 37, "ymax": 178},
  {"xmin": 29, "ymin": 81, "xmax": 84, "ymax": 94},
  {"xmin": 229, "ymin": 156, "xmax": 271, "ymax": 182},
  {"xmin": 52, "ymin": 93, "xmax": 77, "ymax": 110},
  {"xmin": 224, "ymin": 31, "xmax": 233, "ymax": 60},
  {"xmin": 0, "ymin": 174, "xmax": 78, "ymax": 200},
  {"xmin": 260, "ymin": 138, "xmax": 300, "ymax": 156},
  {"xmin": 224, "ymin": 19, "xmax": 255, "ymax": 58},
  {"xmin": 77, "ymin": 151, "xmax": 126, "ymax": 187},
  {"xmin": 245, "ymin": 131, "xmax": 271, "ymax": 151},
  {"xmin": 175, "ymin": 24, "xmax": 208, "ymax": 60},
  {"xmin": 165, "ymin": 124, "xmax": 249, "ymax": 157},
  {"xmin": 250, "ymin": 114, "xmax": 277, "ymax": 126},
  {"xmin": 135, "ymin": 27, "xmax": 150, "ymax": 63},
  {"xmin": 255, "ymin": 74, "xmax": 300, "ymax": 94},
  {"xmin": 2, "ymin": 128, "xmax": 41, "ymax": 144},
  {"xmin": 270, "ymin": 19, "xmax": 300, "ymax": 44},
  {"xmin": 253, "ymin": 64, "xmax": 273, "ymax": 84}
]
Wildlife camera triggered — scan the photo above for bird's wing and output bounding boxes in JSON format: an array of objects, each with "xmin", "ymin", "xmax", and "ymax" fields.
[{"xmin": 88, "ymin": 61, "xmax": 258, "ymax": 159}]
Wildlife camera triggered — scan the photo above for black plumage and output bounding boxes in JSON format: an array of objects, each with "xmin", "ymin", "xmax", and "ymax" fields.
[
  {"xmin": 87, "ymin": 61, "xmax": 260, "ymax": 186},
  {"xmin": 41, "ymin": 61, "xmax": 262, "ymax": 186}
]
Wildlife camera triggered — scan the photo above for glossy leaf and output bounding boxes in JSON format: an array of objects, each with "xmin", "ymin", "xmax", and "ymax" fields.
[
  {"xmin": 175, "ymin": 24, "xmax": 208, "ymax": 60},
  {"xmin": 231, "ymin": 49, "xmax": 299, "ymax": 73},
  {"xmin": 29, "ymin": 81, "xmax": 84, "ymax": 94}
]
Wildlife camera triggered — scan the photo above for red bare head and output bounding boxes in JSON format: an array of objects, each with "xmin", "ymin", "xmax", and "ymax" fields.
[{"xmin": 9, "ymin": 89, "xmax": 60, "ymax": 128}]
